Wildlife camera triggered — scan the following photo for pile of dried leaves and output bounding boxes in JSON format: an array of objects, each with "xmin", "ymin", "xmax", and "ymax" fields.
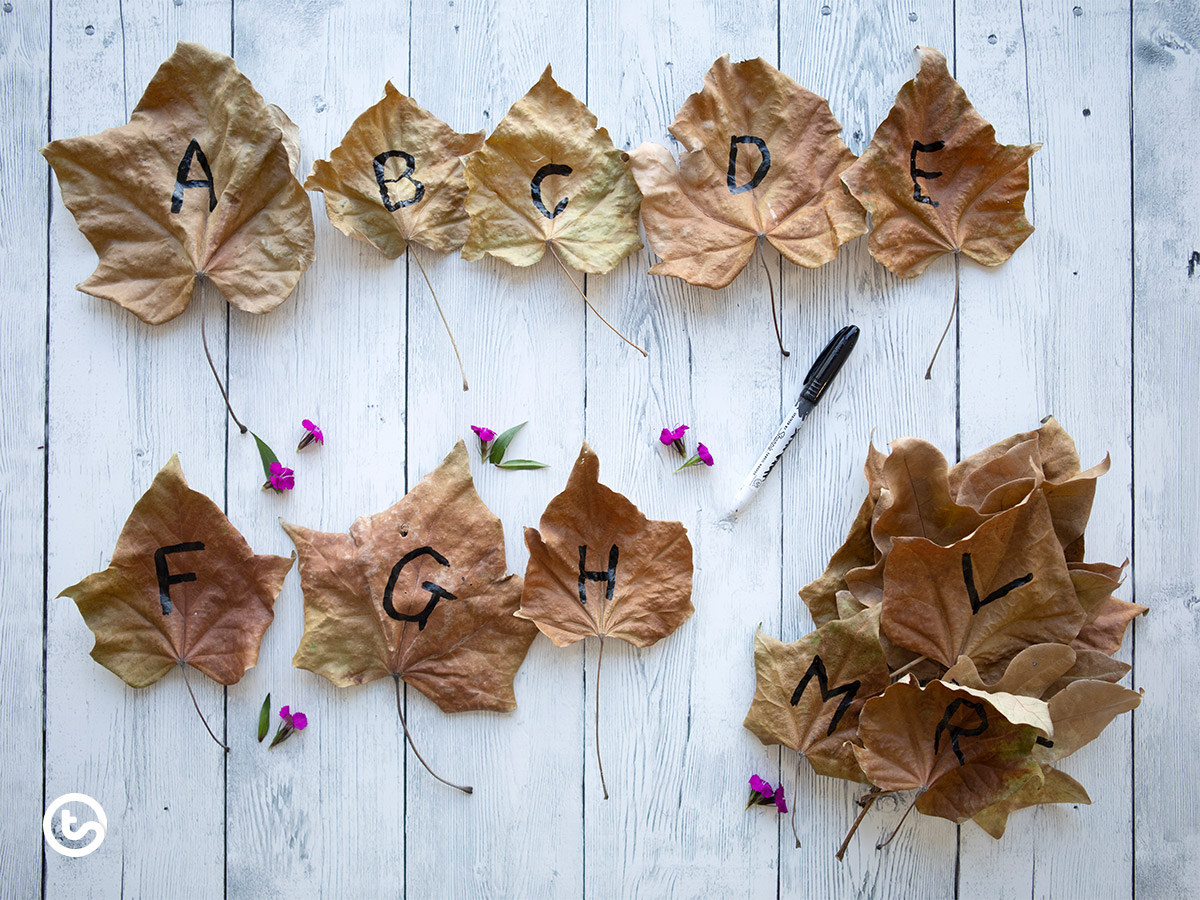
[{"xmin": 744, "ymin": 418, "xmax": 1144, "ymax": 854}]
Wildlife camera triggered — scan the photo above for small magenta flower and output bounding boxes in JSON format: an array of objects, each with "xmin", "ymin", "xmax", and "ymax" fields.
[
  {"xmin": 270, "ymin": 704, "xmax": 308, "ymax": 748},
  {"xmin": 675, "ymin": 441, "xmax": 715, "ymax": 473},
  {"xmin": 268, "ymin": 461, "xmax": 295, "ymax": 491},
  {"xmin": 471, "ymin": 425, "xmax": 497, "ymax": 459},
  {"xmin": 659, "ymin": 424, "xmax": 689, "ymax": 457},
  {"xmin": 298, "ymin": 419, "xmax": 324, "ymax": 450},
  {"xmin": 746, "ymin": 773, "xmax": 787, "ymax": 813},
  {"xmin": 773, "ymin": 784, "xmax": 787, "ymax": 814}
]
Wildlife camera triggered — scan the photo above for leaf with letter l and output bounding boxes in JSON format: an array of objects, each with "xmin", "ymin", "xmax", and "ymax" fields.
[
  {"xmin": 518, "ymin": 442, "xmax": 694, "ymax": 798},
  {"xmin": 58, "ymin": 455, "xmax": 294, "ymax": 750},
  {"xmin": 629, "ymin": 55, "xmax": 866, "ymax": 355},
  {"xmin": 282, "ymin": 440, "xmax": 537, "ymax": 794}
]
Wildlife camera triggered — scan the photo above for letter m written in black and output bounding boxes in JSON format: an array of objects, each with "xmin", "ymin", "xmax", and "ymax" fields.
[{"xmin": 789, "ymin": 655, "xmax": 861, "ymax": 736}]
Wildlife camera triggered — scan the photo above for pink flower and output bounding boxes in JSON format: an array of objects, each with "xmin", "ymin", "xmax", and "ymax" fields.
[
  {"xmin": 471, "ymin": 425, "xmax": 497, "ymax": 443},
  {"xmin": 298, "ymin": 419, "xmax": 324, "ymax": 450},
  {"xmin": 659, "ymin": 424, "xmax": 689, "ymax": 445},
  {"xmin": 697, "ymin": 443, "xmax": 714, "ymax": 467},
  {"xmin": 268, "ymin": 461, "xmax": 295, "ymax": 491},
  {"xmin": 746, "ymin": 773, "xmax": 787, "ymax": 813},
  {"xmin": 773, "ymin": 784, "xmax": 787, "ymax": 814},
  {"xmin": 270, "ymin": 704, "xmax": 308, "ymax": 748},
  {"xmin": 749, "ymin": 774, "xmax": 773, "ymax": 800}
]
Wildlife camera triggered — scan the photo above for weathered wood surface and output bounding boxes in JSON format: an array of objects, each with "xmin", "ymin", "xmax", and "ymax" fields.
[{"xmin": 2, "ymin": 0, "xmax": 1187, "ymax": 896}]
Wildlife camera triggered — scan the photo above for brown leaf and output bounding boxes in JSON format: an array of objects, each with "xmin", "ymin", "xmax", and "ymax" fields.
[
  {"xmin": 518, "ymin": 443, "xmax": 694, "ymax": 646},
  {"xmin": 628, "ymin": 55, "xmax": 865, "ymax": 290},
  {"xmin": 973, "ymin": 764, "xmax": 1091, "ymax": 839},
  {"xmin": 1036, "ymin": 679, "xmax": 1142, "ymax": 763},
  {"xmin": 59, "ymin": 455, "xmax": 293, "ymax": 688},
  {"xmin": 42, "ymin": 42, "xmax": 314, "ymax": 325},
  {"xmin": 283, "ymin": 441, "xmax": 536, "ymax": 713},
  {"xmin": 462, "ymin": 66, "xmax": 642, "ymax": 274},
  {"xmin": 880, "ymin": 493, "xmax": 1084, "ymax": 670},
  {"xmin": 744, "ymin": 607, "xmax": 890, "ymax": 783},
  {"xmin": 306, "ymin": 83, "xmax": 484, "ymax": 258},
  {"xmin": 840, "ymin": 46, "xmax": 1040, "ymax": 277},
  {"xmin": 944, "ymin": 643, "xmax": 1078, "ymax": 699},
  {"xmin": 852, "ymin": 678, "xmax": 1046, "ymax": 823},
  {"xmin": 1044, "ymin": 649, "xmax": 1131, "ymax": 698},
  {"xmin": 1072, "ymin": 597, "xmax": 1146, "ymax": 655}
]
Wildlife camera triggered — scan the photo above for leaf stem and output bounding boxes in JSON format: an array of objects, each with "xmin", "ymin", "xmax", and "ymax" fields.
[
  {"xmin": 547, "ymin": 243, "xmax": 647, "ymax": 358},
  {"xmin": 836, "ymin": 787, "xmax": 890, "ymax": 861},
  {"xmin": 393, "ymin": 675, "xmax": 473, "ymax": 794},
  {"xmin": 888, "ymin": 655, "xmax": 928, "ymax": 681},
  {"xmin": 790, "ymin": 752, "xmax": 802, "ymax": 848},
  {"xmin": 410, "ymin": 246, "xmax": 469, "ymax": 391},
  {"xmin": 198, "ymin": 279, "xmax": 247, "ymax": 434},
  {"xmin": 924, "ymin": 253, "xmax": 960, "ymax": 380},
  {"xmin": 756, "ymin": 238, "xmax": 789, "ymax": 357},
  {"xmin": 180, "ymin": 663, "xmax": 229, "ymax": 752},
  {"xmin": 876, "ymin": 794, "xmax": 919, "ymax": 850},
  {"xmin": 594, "ymin": 636, "xmax": 610, "ymax": 800}
]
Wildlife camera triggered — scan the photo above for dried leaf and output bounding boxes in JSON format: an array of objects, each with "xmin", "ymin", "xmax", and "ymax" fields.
[
  {"xmin": 462, "ymin": 66, "xmax": 642, "ymax": 274},
  {"xmin": 629, "ymin": 55, "xmax": 865, "ymax": 290},
  {"xmin": 852, "ymin": 678, "xmax": 1046, "ymax": 823},
  {"xmin": 59, "ymin": 455, "xmax": 293, "ymax": 689},
  {"xmin": 284, "ymin": 441, "xmax": 535, "ymax": 711},
  {"xmin": 42, "ymin": 42, "xmax": 314, "ymax": 324},
  {"xmin": 1045, "ymin": 649, "xmax": 1132, "ymax": 698},
  {"xmin": 840, "ymin": 46, "xmax": 1040, "ymax": 278},
  {"xmin": 944, "ymin": 643, "xmax": 1078, "ymax": 699},
  {"xmin": 744, "ymin": 607, "xmax": 889, "ymax": 783},
  {"xmin": 881, "ymin": 493, "xmax": 1085, "ymax": 670},
  {"xmin": 1036, "ymin": 679, "xmax": 1142, "ymax": 764},
  {"xmin": 306, "ymin": 83, "xmax": 484, "ymax": 257},
  {"xmin": 973, "ymin": 764, "xmax": 1091, "ymax": 839}
]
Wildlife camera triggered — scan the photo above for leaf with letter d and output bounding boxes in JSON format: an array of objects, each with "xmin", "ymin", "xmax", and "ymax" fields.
[
  {"xmin": 58, "ymin": 455, "xmax": 295, "ymax": 751},
  {"xmin": 282, "ymin": 440, "xmax": 537, "ymax": 794},
  {"xmin": 518, "ymin": 442, "xmax": 694, "ymax": 798}
]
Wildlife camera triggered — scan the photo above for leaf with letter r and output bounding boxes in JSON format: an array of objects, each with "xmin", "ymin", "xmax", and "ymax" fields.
[
  {"xmin": 282, "ymin": 440, "xmax": 536, "ymax": 794},
  {"xmin": 518, "ymin": 442, "xmax": 694, "ymax": 798},
  {"xmin": 58, "ymin": 455, "xmax": 294, "ymax": 750}
]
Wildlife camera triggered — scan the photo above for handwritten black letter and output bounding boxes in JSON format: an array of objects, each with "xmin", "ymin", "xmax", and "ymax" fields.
[
  {"xmin": 910, "ymin": 139, "xmax": 945, "ymax": 207},
  {"xmin": 577, "ymin": 544, "xmax": 618, "ymax": 606},
  {"xmin": 531, "ymin": 163, "xmax": 573, "ymax": 219},
  {"xmin": 727, "ymin": 135, "xmax": 770, "ymax": 194},
  {"xmin": 934, "ymin": 697, "xmax": 988, "ymax": 766},
  {"xmin": 789, "ymin": 655, "xmax": 860, "ymax": 735},
  {"xmin": 382, "ymin": 546, "xmax": 457, "ymax": 630},
  {"xmin": 154, "ymin": 541, "xmax": 205, "ymax": 615},
  {"xmin": 373, "ymin": 150, "xmax": 426, "ymax": 211},
  {"xmin": 962, "ymin": 552, "xmax": 1033, "ymax": 614},
  {"xmin": 171, "ymin": 140, "xmax": 217, "ymax": 214}
]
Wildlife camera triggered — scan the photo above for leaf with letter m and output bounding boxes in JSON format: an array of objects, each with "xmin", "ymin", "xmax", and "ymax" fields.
[{"xmin": 744, "ymin": 607, "xmax": 889, "ymax": 783}]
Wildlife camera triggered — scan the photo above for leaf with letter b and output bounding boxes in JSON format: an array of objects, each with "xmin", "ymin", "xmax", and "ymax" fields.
[
  {"xmin": 58, "ymin": 455, "xmax": 294, "ymax": 750},
  {"xmin": 518, "ymin": 443, "xmax": 694, "ymax": 798},
  {"xmin": 282, "ymin": 440, "xmax": 537, "ymax": 794}
]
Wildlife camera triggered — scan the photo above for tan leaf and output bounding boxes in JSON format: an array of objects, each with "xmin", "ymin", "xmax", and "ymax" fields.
[
  {"xmin": 1036, "ymin": 680, "xmax": 1142, "ymax": 764},
  {"xmin": 306, "ymin": 83, "xmax": 484, "ymax": 258},
  {"xmin": 744, "ymin": 607, "xmax": 889, "ymax": 783},
  {"xmin": 973, "ymin": 764, "xmax": 1091, "ymax": 839},
  {"xmin": 41, "ymin": 42, "xmax": 314, "ymax": 325},
  {"xmin": 629, "ymin": 55, "xmax": 865, "ymax": 290},
  {"xmin": 462, "ymin": 66, "xmax": 641, "ymax": 274},
  {"xmin": 1072, "ymin": 597, "xmax": 1147, "ymax": 655},
  {"xmin": 1045, "ymin": 649, "xmax": 1132, "ymax": 698},
  {"xmin": 518, "ymin": 443, "xmax": 694, "ymax": 647},
  {"xmin": 59, "ymin": 454, "xmax": 293, "ymax": 689},
  {"xmin": 880, "ymin": 493, "xmax": 1084, "ymax": 669},
  {"xmin": 945, "ymin": 643, "xmax": 1078, "ymax": 699},
  {"xmin": 840, "ymin": 46, "xmax": 1040, "ymax": 278},
  {"xmin": 284, "ymin": 441, "xmax": 535, "ymax": 714},
  {"xmin": 852, "ymin": 678, "xmax": 1043, "ymax": 823}
]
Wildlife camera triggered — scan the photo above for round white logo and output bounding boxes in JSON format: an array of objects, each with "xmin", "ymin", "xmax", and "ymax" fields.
[{"xmin": 43, "ymin": 793, "xmax": 107, "ymax": 857}]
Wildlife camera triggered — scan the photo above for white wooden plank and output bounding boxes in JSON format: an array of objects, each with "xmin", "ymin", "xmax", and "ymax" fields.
[
  {"xmin": 401, "ymin": 2, "xmax": 588, "ymax": 897},
  {"xmin": 224, "ymin": 3, "xmax": 410, "ymax": 896},
  {"xmin": 0, "ymin": 1, "xmax": 48, "ymax": 894},
  {"xmin": 44, "ymin": 2, "xmax": 231, "ymax": 897},
  {"xmin": 778, "ymin": 3, "xmax": 959, "ymax": 895},
  {"xmin": 956, "ymin": 3, "xmax": 1134, "ymax": 897},
  {"xmin": 1133, "ymin": 1, "xmax": 1200, "ymax": 895},
  {"xmin": 584, "ymin": 4, "xmax": 782, "ymax": 897}
]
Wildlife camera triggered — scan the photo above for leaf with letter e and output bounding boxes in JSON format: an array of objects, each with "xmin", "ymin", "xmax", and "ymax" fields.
[
  {"xmin": 518, "ymin": 442, "xmax": 694, "ymax": 798},
  {"xmin": 306, "ymin": 84, "xmax": 485, "ymax": 390},
  {"xmin": 840, "ymin": 46, "xmax": 1041, "ymax": 377},
  {"xmin": 282, "ymin": 440, "xmax": 537, "ymax": 794},
  {"xmin": 42, "ymin": 41, "xmax": 313, "ymax": 325},
  {"xmin": 58, "ymin": 455, "xmax": 294, "ymax": 750},
  {"xmin": 744, "ymin": 607, "xmax": 889, "ymax": 783},
  {"xmin": 462, "ymin": 66, "xmax": 646, "ymax": 355},
  {"xmin": 629, "ymin": 55, "xmax": 866, "ymax": 355}
]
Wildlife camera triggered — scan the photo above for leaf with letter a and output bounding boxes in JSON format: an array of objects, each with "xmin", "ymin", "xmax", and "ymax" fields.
[
  {"xmin": 518, "ymin": 442, "xmax": 694, "ymax": 798},
  {"xmin": 282, "ymin": 440, "xmax": 536, "ymax": 794},
  {"xmin": 840, "ymin": 46, "xmax": 1041, "ymax": 377},
  {"xmin": 462, "ymin": 66, "xmax": 647, "ymax": 356},
  {"xmin": 41, "ymin": 41, "xmax": 314, "ymax": 428},
  {"xmin": 629, "ymin": 55, "xmax": 866, "ymax": 355},
  {"xmin": 306, "ymin": 85, "xmax": 484, "ymax": 389},
  {"xmin": 58, "ymin": 455, "xmax": 294, "ymax": 751},
  {"xmin": 744, "ymin": 607, "xmax": 889, "ymax": 783}
]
